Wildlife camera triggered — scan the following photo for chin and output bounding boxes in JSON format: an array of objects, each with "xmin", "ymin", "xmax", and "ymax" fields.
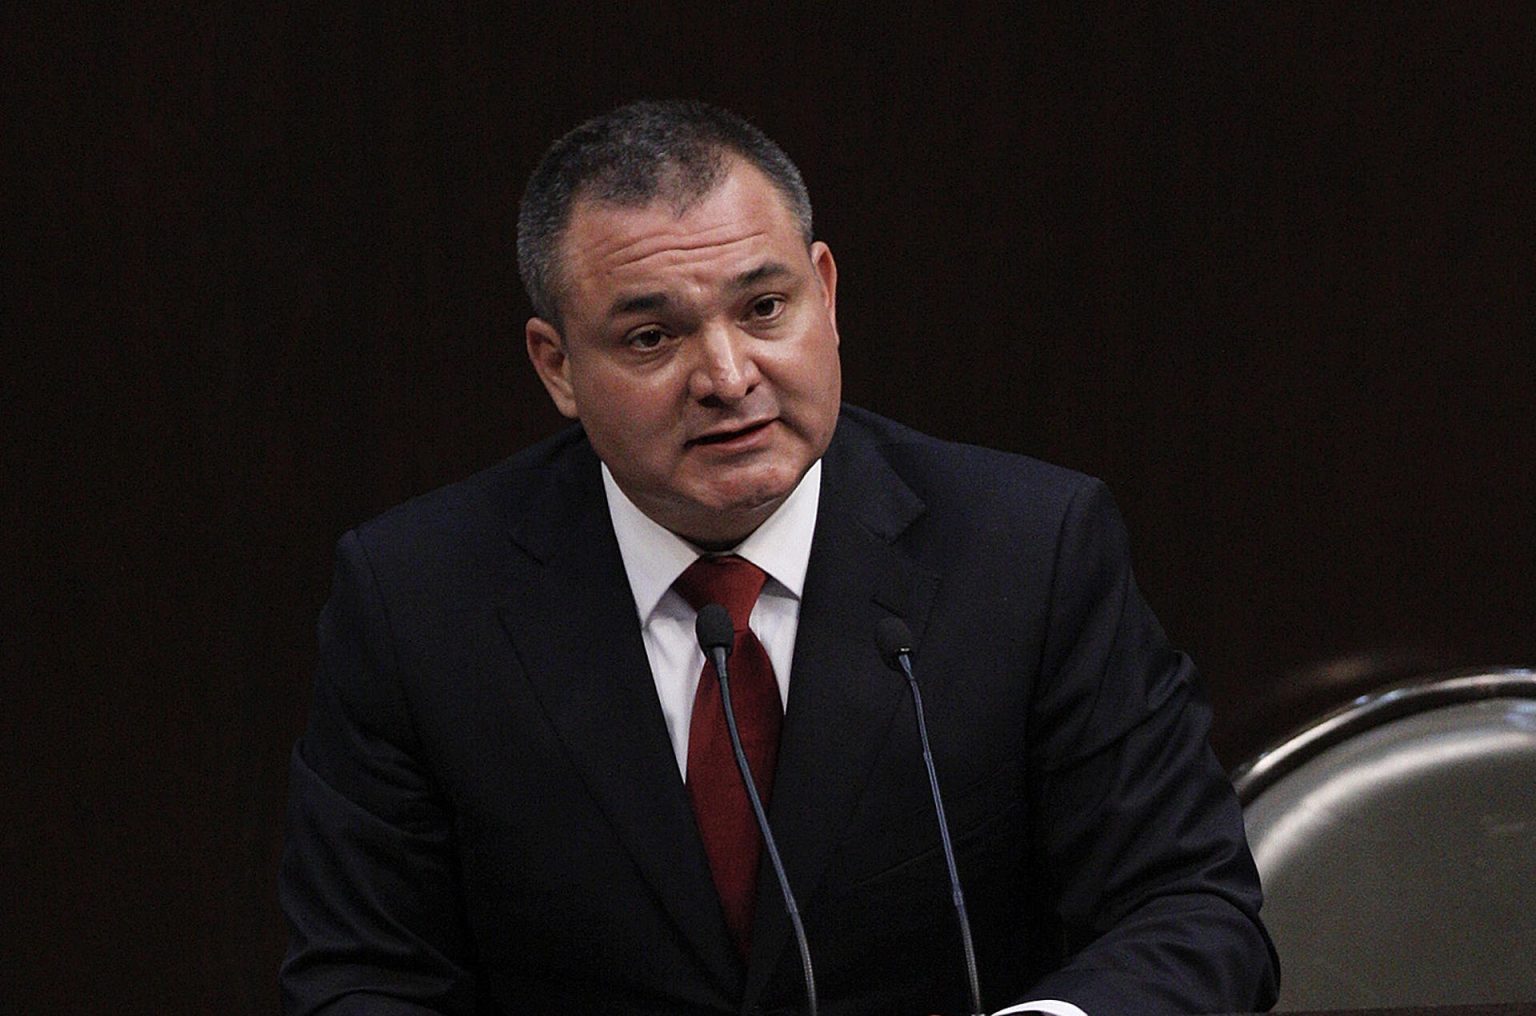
[
  {"xmin": 706, "ymin": 468, "xmax": 801, "ymax": 514},
  {"xmin": 675, "ymin": 490, "xmax": 784, "ymax": 545}
]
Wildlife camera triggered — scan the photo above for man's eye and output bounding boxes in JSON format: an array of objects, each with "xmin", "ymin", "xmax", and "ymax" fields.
[
  {"xmin": 748, "ymin": 296, "xmax": 786, "ymax": 320},
  {"xmin": 627, "ymin": 328, "xmax": 666, "ymax": 349}
]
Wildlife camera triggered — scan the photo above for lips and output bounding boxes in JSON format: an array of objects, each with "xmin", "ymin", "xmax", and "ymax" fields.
[{"xmin": 689, "ymin": 418, "xmax": 775, "ymax": 447}]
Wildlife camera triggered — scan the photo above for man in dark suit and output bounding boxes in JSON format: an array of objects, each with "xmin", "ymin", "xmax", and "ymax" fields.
[{"xmin": 280, "ymin": 100, "xmax": 1278, "ymax": 1015}]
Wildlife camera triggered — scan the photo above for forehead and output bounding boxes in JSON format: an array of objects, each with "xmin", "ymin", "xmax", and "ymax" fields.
[{"xmin": 558, "ymin": 163, "xmax": 806, "ymax": 313}]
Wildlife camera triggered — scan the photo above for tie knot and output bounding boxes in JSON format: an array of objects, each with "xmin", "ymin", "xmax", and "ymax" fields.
[{"xmin": 674, "ymin": 555, "xmax": 768, "ymax": 631}]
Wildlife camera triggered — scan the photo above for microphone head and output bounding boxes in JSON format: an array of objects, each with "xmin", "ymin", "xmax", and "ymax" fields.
[
  {"xmin": 694, "ymin": 603, "xmax": 735, "ymax": 654},
  {"xmin": 875, "ymin": 616, "xmax": 914, "ymax": 667}
]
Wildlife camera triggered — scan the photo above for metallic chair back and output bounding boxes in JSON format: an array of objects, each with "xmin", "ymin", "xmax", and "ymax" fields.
[{"xmin": 1234, "ymin": 669, "xmax": 1536, "ymax": 1011}]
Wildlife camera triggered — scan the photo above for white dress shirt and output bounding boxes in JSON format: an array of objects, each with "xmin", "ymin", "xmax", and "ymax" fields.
[{"xmin": 601, "ymin": 460, "xmax": 821, "ymax": 779}]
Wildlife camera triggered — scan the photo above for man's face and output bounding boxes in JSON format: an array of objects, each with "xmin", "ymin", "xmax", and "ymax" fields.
[{"xmin": 526, "ymin": 160, "xmax": 841, "ymax": 547}]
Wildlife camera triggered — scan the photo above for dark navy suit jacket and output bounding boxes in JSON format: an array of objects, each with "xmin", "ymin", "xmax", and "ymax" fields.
[{"xmin": 280, "ymin": 406, "xmax": 1279, "ymax": 1015}]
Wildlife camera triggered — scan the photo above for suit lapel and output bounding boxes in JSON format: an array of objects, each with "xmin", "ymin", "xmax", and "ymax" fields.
[
  {"xmin": 494, "ymin": 441, "xmax": 742, "ymax": 995},
  {"xmin": 744, "ymin": 422, "xmax": 939, "ymax": 1006}
]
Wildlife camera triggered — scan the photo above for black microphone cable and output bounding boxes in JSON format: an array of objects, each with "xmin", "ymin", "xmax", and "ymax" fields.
[
  {"xmin": 696, "ymin": 603, "xmax": 818, "ymax": 1016},
  {"xmin": 876, "ymin": 616, "xmax": 985, "ymax": 1016}
]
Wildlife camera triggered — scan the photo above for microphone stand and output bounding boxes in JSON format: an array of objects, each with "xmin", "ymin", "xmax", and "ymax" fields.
[
  {"xmin": 879, "ymin": 617, "xmax": 985, "ymax": 1016},
  {"xmin": 698, "ymin": 604, "xmax": 819, "ymax": 1016}
]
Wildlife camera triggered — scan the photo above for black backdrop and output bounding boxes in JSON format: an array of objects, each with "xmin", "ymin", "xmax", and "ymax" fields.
[{"xmin": 4, "ymin": 6, "xmax": 1532, "ymax": 1014}]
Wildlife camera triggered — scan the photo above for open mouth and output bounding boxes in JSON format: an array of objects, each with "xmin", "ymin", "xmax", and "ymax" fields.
[{"xmin": 689, "ymin": 419, "xmax": 774, "ymax": 446}]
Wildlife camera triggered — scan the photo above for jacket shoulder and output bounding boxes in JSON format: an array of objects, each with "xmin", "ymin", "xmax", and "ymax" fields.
[
  {"xmin": 833, "ymin": 404, "xmax": 1099, "ymax": 522},
  {"xmin": 343, "ymin": 424, "xmax": 592, "ymax": 573}
]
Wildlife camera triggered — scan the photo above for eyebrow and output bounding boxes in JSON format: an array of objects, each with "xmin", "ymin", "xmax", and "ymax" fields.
[
  {"xmin": 731, "ymin": 261, "xmax": 793, "ymax": 290},
  {"xmin": 604, "ymin": 261, "xmax": 796, "ymax": 320},
  {"xmin": 608, "ymin": 291, "xmax": 669, "ymax": 317}
]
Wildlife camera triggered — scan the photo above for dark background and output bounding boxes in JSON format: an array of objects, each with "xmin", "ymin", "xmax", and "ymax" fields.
[{"xmin": 4, "ymin": 6, "xmax": 1532, "ymax": 1014}]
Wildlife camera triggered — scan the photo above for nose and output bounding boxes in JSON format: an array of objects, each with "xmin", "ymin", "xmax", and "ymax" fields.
[{"xmin": 689, "ymin": 324, "xmax": 760, "ymax": 404}]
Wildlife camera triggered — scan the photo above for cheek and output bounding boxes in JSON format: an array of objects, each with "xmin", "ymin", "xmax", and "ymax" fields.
[
  {"xmin": 573, "ymin": 367, "xmax": 666, "ymax": 424},
  {"xmin": 784, "ymin": 342, "xmax": 842, "ymax": 415}
]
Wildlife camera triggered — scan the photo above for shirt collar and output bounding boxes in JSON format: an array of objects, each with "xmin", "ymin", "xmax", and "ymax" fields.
[{"xmin": 601, "ymin": 459, "xmax": 823, "ymax": 622}]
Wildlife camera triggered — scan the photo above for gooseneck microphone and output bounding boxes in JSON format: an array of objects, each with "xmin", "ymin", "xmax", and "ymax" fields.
[
  {"xmin": 875, "ymin": 616, "xmax": 985, "ymax": 1016},
  {"xmin": 695, "ymin": 604, "xmax": 818, "ymax": 1016}
]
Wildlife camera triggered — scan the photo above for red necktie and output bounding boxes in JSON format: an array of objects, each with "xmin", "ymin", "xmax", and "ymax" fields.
[{"xmin": 674, "ymin": 555, "xmax": 783, "ymax": 958}]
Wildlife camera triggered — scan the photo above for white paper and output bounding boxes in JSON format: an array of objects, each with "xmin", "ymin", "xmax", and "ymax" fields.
[{"xmin": 990, "ymin": 1000, "xmax": 1089, "ymax": 1016}]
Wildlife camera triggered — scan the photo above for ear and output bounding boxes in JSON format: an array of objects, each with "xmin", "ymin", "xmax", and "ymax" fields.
[
  {"xmin": 810, "ymin": 240, "xmax": 840, "ymax": 344},
  {"xmin": 525, "ymin": 317, "xmax": 580, "ymax": 419}
]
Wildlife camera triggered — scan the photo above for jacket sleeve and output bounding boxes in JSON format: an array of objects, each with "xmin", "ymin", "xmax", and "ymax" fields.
[
  {"xmin": 1016, "ymin": 479, "xmax": 1280, "ymax": 1014},
  {"xmin": 278, "ymin": 530, "xmax": 482, "ymax": 1016}
]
